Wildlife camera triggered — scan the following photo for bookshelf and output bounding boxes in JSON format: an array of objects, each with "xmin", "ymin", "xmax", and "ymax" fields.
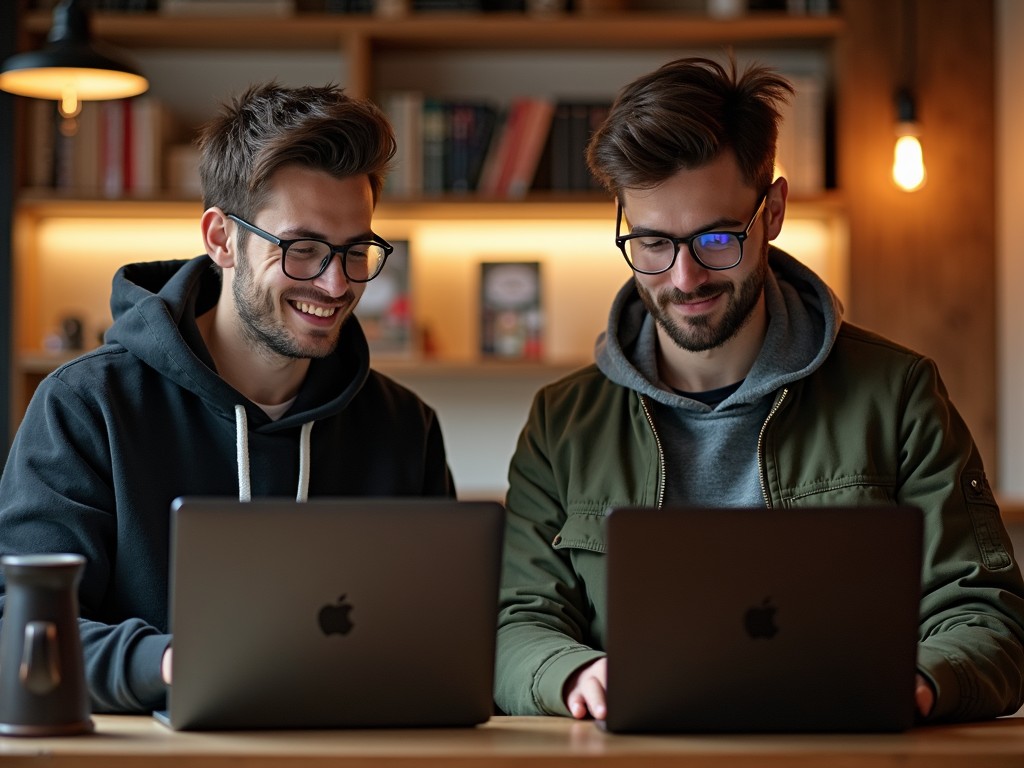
[{"xmin": 8, "ymin": 2, "xmax": 1000, "ymax": 493}]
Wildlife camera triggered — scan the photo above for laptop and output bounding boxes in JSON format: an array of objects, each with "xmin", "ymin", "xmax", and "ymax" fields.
[
  {"xmin": 156, "ymin": 497, "xmax": 504, "ymax": 731},
  {"xmin": 602, "ymin": 505, "xmax": 923, "ymax": 734}
]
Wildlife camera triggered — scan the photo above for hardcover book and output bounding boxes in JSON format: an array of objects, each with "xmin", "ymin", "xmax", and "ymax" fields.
[
  {"xmin": 479, "ymin": 261, "xmax": 543, "ymax": 360},
  {"xmin": 356, "ymin": 240, "xmax": 414, "ymax": 357}
]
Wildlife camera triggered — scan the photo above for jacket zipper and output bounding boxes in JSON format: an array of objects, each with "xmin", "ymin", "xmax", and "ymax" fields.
[
  {"xmin": 639, "ymin": 395, "xmax": 666, "ymax": 508},
  {"xmin": 757, "ymin": 388, "xmax": 789, "ymax": 509}
]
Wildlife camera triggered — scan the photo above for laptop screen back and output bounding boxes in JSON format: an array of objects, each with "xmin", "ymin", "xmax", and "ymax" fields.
[
  {"xmin": 603, "ymin": 505, "xmax": 922, "ymax": 734},
  {"xmin": 162, "ymin": 497, "xmax": 504, "ymax": 731}
]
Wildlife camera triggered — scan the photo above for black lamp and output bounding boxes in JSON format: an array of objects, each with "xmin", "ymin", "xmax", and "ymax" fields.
[{"xmin": 0, "ymin": 0, "xmax": 148, "ymax": 120}]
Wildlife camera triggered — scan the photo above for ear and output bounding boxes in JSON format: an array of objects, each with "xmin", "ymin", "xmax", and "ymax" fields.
[
  {"xmin": 201, "ymin": 208, "xmax": 235, "ymax": 269},
  {"xmin": 763, "ymin": 176, "xmax": 788, "ymax": 241}
]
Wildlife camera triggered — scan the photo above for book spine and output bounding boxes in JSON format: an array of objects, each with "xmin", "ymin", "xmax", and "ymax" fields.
[
  {"xmin": 505, "ymin": 98, "xmax": 554, "ymax": 199},
  {"xmin": 447, "ymin": 103, "xmax": 474, "ymax": 194},
  {"xmin": 490, "ymin": 98, "xmax": 530, "ymax": 198},
  {"xmin": 101, "ymin": 100, "xmax": 125, "ymax": 198},
  {"xmin": 421, "ymin": 98, "xmax": 446, "ymax": 195},
  {"xmin": 467, "ymin": 103, "xmax": 497, "ymax": 192}
]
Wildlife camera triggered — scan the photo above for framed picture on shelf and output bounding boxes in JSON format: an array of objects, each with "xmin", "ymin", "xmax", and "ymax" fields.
[
  {"xmin": 479, "ymin": 261, "xmax": 543, "ymax": 360},
  {"xmin": 356, "ymin": 239, "xmax": 414, "ymax": 357}
]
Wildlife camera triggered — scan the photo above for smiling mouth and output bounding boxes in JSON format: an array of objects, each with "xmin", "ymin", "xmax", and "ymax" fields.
[{"xmin": 292, "ymin": 300, "xmax": 338, "ymax": 318}]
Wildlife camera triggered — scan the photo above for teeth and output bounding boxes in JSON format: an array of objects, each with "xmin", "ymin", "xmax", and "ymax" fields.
[{"xmin": 295, "ymin": 302, "xmax": 337, "ymax": 318}]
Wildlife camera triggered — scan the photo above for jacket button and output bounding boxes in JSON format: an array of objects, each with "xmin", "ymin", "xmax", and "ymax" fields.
[{"xmin": 552, "ymin": 534, "xmax": 562, "ymax": 546}]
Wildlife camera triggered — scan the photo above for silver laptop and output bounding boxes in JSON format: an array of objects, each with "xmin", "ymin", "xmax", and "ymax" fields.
[
  {"xmin": 602, "ymin": 505, "xmax": 923, "ymax": 734},
  {"xmin": 157, "ymin": 497, "xmax": 504, "ymax": 731}
]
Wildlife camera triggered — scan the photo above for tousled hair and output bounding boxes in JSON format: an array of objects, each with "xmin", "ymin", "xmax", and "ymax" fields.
[
  {"xmin": 586, "ymin": 57, "xmax": 794, "ymax": 199},
  {"xmin": 196, "ymin": 82, "xmax": 396, "ymax": 219}
]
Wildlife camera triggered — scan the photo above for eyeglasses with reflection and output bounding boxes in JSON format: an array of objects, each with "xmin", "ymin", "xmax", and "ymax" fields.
[
  {"xmin": 226, "ymin": 213, "xmax": 394, "ymax": 283},
  {"xmin": 614, "ymin": 194, "xmax": 767, "ymax": 274}
]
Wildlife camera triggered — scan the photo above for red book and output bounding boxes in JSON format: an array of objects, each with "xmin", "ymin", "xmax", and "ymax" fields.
[
  {"xmin": 505, "ymin": 98, "xmax": 555, "ymax": 199},
  {"xmin": 478, "ymin": 98, "xmax": 529, "ymax": 198}
]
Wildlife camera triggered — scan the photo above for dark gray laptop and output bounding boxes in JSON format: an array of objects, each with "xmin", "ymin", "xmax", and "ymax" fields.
[
  {"xmin": 603, "ymin": 505, "xmax": 923, "ymax": 734},
  {"xmin": 157, "ymin": 497, "xmax": 504, "ymax": 731}
]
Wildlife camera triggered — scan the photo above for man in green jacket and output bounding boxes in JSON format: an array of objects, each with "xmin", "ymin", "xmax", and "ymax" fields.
[{"xmin": 494, "ymin": 56, "xmax": 1024, "ymax": 724}]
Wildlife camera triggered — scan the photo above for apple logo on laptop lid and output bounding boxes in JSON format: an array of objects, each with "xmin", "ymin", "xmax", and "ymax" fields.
[
  {"xmin": 744, "ymin": 597, "xmax": 779, "ymax": 639},
  {"xmin": 318, "ymin": 594, "xmax": 355, "ymax": 637}
]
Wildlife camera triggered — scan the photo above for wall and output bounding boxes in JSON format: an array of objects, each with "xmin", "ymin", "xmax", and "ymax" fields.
[
  {"xmin": 837, "ymin": 2, "xmax": 999, "ymax": 479},
  {"xmin": 997, "ymin": 0, "xmax": 1024, "ymax": 497}
]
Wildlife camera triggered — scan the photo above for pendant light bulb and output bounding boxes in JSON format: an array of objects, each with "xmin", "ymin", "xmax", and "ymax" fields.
[
  {"xmin": 892, "ymin": 90, "xmax": 926, "ymax": 192},
  {"xmin": 59, "ymin": 85, "xmax": 81, "ymax": 119}
]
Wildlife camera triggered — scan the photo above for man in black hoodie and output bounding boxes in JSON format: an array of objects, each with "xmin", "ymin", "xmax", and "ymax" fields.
[{"xmin": 0, "ymin": 83, "xmax": 455, "ymax": 714}]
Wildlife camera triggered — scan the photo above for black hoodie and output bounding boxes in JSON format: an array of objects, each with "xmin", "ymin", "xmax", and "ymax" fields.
[{"xmin": 0, "ymin": 255, "xmax": 455, "ymax": 713}]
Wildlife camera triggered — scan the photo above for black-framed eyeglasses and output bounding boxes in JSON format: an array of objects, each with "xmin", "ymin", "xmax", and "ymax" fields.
[
  {"xmin": 226, "ymin": 213, "xmax": 394, "ymax": 283},
  {"xmin": 614, "ymin": 194, "xmax": 767, "ymax": 274}
]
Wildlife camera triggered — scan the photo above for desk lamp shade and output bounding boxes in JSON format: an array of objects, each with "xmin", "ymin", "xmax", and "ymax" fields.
[{"xmin": 0, "ymin": 0, "xmax": 148, "ymax": 118}]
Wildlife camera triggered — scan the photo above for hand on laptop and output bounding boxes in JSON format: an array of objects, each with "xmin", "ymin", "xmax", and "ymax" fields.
[
  {"xmin": 915, "ymin": 673, "xmax": 934, "ymax": 717},
  {"xmin": 564, "ymin": 658, "xmax": 607, "ymax": 720},
  {"xmin": 562, "ymin": 660, "xmax": 935, "ymax": 722},
  {"xmin": 162, "ymin": 646, "xmax": 173, "ymax": 685}
]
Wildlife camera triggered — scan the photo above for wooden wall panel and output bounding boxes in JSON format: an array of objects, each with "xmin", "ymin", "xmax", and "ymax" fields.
[{"xmin": 837, "ymin": 0, "xmax": 997, "ymax": 474}]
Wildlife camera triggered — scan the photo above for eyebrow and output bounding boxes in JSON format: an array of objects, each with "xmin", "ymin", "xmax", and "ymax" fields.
[
  {"xmin": 625, "ymin": 215, "xmax": 745, "ymax": 240},
  {"xmin": 278, "ymin": 226, "xmax": 376, "ymax": 243}
]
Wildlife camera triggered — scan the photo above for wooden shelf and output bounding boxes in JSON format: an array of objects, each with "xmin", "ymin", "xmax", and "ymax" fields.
[
  {"xmin": 15, "ymin": 351, "xmax": 587, "ymax": 386},
  {"xmin": 13, "ymin": 191, "xmax": 846, "ymax": 222},
  {"xmin": 23, "ymin": 11, "xmax": 842, "ymax": 51}
]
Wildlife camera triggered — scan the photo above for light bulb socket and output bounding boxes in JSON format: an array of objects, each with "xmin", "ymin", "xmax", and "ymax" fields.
[{"xmin": 895, "ymin": 88, "xmax": 917, "ymax": 123}]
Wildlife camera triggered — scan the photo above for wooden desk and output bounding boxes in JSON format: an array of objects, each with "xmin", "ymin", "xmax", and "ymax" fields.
[{"xmin": 1, "ymin": 715, "xmax": 1023, "ymax": 768}]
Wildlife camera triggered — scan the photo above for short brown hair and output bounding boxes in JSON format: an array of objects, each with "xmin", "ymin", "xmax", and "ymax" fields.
[
  {"xmin": 197, "ymin": 82, "xmax": 396, "ymax": 218},
  {"xmin": 586, "ymin": 57, "xmax": 793, "ymax": 199}
]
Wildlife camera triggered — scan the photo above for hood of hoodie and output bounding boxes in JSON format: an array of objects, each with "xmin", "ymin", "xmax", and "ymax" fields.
[
  {"xmin": 104, "ymin": 255, "xmax": 371, "ymax": 431},
  {"xmin": 595, "ymin": 246, "xmax": 843, "ymax": 411}
]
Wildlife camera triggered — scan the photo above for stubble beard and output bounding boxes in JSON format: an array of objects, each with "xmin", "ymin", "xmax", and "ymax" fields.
[
  {"xmin": 636, "ymin": 242, "xmax": 769, "ymax": 353},
  {"xmin": 233, "ymin": 251, "xmax": 353, "ymax": 360}
]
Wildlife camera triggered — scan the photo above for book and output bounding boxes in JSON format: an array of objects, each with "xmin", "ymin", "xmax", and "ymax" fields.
[
  {"xmin": 541, "ymin": 100, "xmax": 610, "ymax": 192},
  {"xmin": 477, "ymin": 99, "xmax": 527, "ymax": 197},
  {"xmin": 446, "ymin": 102, "xmax": 475, "ymax": 193},
  {"xmin": 166, "ymin": 143, "xmax": 203, "ymax": 197},
  {"xmin": 131, "ymin": 96, "xmax": 175, "ymax": 195},
  {"xmin": 505, "ymin": 97, "xmax": 555, "ymax": 198},
  {"xmin": 380, "ymin": 90, "xmax": 424, "ymax": 197},
  {"xmin": 356, "ymin": 240, "xmax": 414, "ymax": 357},
  {"xmin": 70, "ymin": 102, "xmax": 102, "ymax": 195},
  {"xmin": 566, "ymin": 101, "xmax": 593, "ymax": 191},
  {"xmin": 466, "ymin": 102, "xmax": 498, "ymax": 191},
  {"xmin": 100, "ymin": 100, "xmax": 127, "ymax": 198},
  {"xmin": 421, "ymin": 98, "xmax": 446, "ymax": 195},
  {"xmin": 479, "ymin": 261, "xmax": 543, "ymax": 360}
]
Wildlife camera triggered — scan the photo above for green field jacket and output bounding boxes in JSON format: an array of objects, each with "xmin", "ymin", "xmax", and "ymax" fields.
[{"xmin": 495, "ymin": 321, "xmax": 1024, "ymax": 723}]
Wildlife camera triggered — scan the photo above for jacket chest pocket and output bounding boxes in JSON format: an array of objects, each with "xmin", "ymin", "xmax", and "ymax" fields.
[
  {"xmin": 552, "ymin": 512, "xmax": 609, "ymax": 646},
  {"xmin": 552, "ymin": 511, "xmax": 608, "ymax": 554}
]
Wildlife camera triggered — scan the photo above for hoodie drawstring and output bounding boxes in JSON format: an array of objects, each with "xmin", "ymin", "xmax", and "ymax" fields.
[
  {"xmin": 235, "ymin": 405, "xmax": 251, "ymax": 502},
  {"xmin": 234, "ymin": 404, "xmax": 314, "ymax": 502},
  {"xmin": 296, "ymin": 421, "xmax": 313, "ymax": 502}
]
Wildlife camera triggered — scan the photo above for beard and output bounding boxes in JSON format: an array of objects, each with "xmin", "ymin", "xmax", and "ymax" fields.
[
  {"xmin": 636, "ymin": 240, "xmax": 769, "ymax": 353},
  {"xmin": 232, "ymin": 251, "xmax": 354, "ymax": 360}
]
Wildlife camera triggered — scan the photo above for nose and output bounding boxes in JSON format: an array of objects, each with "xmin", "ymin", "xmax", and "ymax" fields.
[
  {"xmin": 311, "ymin": 252, "xmax": 351, "ymax": 298},
  {"xmin": 668, "ymin": 246, "xmax": 710, "ymax": 294}
]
